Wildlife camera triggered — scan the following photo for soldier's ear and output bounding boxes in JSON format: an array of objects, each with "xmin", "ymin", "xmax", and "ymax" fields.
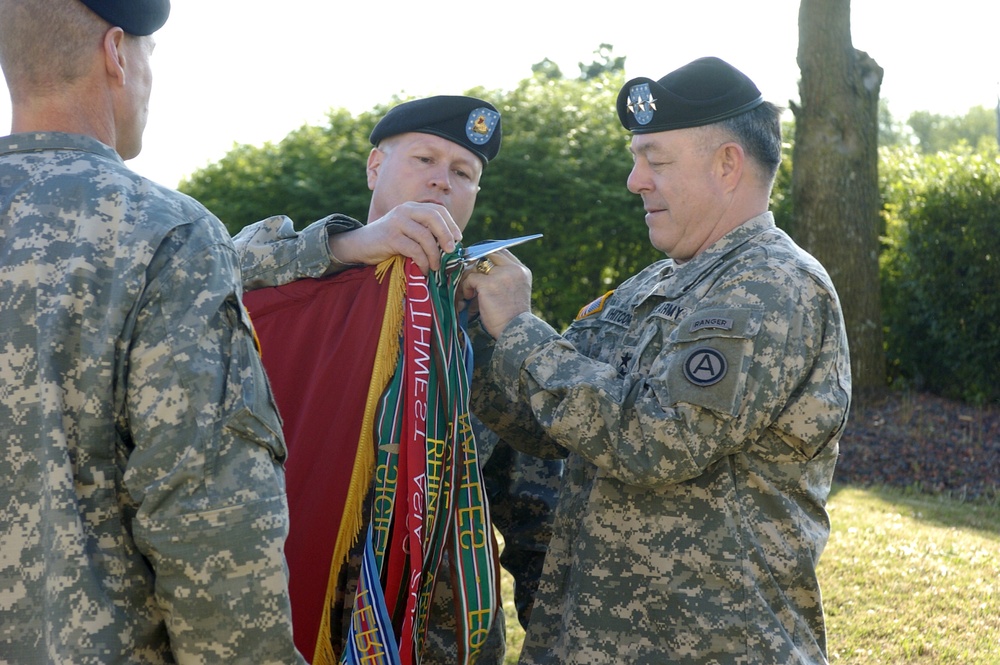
[
  {"xmin": 102, "ymin": 28, "xmax": 127, "ymax": 86},
  {"xmin": 716, "ymin": 142, "xmax": 744, "ymax": 192},
  {"xmin": 366, "ymin": 147, "xmax": 384, "ymax": 191}
]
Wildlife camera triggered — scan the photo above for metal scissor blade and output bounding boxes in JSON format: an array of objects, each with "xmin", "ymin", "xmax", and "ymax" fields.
[{"xmin": 445, "ymin": 233, "xmax": 543, "ymax": 271}]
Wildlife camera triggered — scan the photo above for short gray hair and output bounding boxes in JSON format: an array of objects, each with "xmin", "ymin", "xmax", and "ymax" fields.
[
  {"xmin": 717, "ymin": 101, "xmax": 783, "ymax": 183},
  {"xmin": 0, "ymin": 0, "xmax": 110, "ymax": 100}
]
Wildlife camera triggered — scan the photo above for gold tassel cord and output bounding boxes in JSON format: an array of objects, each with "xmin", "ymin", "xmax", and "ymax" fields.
[{"xmin": 313, "ymin": 257, "xmax": 406, "ymax": 665}]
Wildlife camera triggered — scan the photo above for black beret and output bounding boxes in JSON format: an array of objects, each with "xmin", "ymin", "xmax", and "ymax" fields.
[
  {"xmin": 77, "ymin": 0, "xmax": 170, "ymax": 36},
  {"xmin": 617, "ymin": 56, "xmax": 763, "ymax": 133},
  {"xmin": 370, "ymin": 95, "xmax": 502, "ymax": 165}
]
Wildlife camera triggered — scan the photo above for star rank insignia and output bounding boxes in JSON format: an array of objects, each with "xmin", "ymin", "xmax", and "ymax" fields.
[
  {"xmin": 618, "ymin": 351, "xmax": 633, "ymax": 377},
  {"xmin": 626, "ymin": 82, "xmax": 656, "ymax": 126}
]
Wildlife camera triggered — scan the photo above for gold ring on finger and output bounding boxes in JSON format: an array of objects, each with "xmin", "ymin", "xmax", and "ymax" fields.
[{"xmin": 476, "ymin": 258, "xmax": 494, "ymax": 275}]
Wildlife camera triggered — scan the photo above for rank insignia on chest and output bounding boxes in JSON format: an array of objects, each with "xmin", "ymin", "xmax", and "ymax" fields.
[{"xmin": 618, "ymin": 351, "xmax": 633, "ymax": 377}]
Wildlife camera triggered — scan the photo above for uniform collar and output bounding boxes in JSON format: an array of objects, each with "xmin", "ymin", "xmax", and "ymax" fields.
[
  {"xmin": 1, "ymin": 132, "xmax": 124, "ymax": 165},
  {"xmin": 681, "ymin": 212, "xmax": 776, "ymax": 273},
  {"xmin": 644, "ymin": 212, "xmax": 777, "ymax": 301}
]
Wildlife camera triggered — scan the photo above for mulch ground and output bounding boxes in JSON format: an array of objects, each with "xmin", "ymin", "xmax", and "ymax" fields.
[{"xmin": 834, "ymin": 391, "xmax": 1000, "ymax": 502}]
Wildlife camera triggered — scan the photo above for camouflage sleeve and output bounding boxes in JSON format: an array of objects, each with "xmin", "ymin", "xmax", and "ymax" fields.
[
  {"xmin": 124, "ymin": 221, "xmax": 306, "ymax": 664},
  {"xmin": 469, "ymin": 319, "xmax": 568, "ymax": 460},
  {"xmin": 234, "ymin": 213, "xmax": 363, "ymax": 290},
  {"xmin": 486, "ymin": 269, "xmax": 846, "ymax": 489}
]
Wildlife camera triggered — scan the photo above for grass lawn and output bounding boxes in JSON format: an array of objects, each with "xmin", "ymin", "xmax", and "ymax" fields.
[
  {"xmin": 823, "ymin": 485, "xmax": 1000, "ymax": 663},
  {"xmin": 498, "ymin": 484, "xmax": 1000, "ymax": 664}
]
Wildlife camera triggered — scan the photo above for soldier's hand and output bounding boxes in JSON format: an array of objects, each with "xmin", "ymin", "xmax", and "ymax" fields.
[
  {"xmin": 459, "ymin": 249, "xmax": 532, "ymax": 338},
  {"xmin": 328, "ymin": 202, "xmax": 462, "ymax": 273}
]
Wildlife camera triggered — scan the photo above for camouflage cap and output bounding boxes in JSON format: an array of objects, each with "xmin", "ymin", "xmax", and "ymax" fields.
[
  {"xmin": 76, "ymin": 0, "xmax": 170, "ymax": 36},
  {"xmin": 617, "ymin": 56, "xmax": 763, "ymax": 134},
  {"xmin": 370, "ymin": 95, "xmax": 502, "ymax": 165}
]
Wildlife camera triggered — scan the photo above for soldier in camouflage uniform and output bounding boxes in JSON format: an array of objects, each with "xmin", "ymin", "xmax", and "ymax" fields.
[
  {"xmin": 0, "ymin": 0, "xmax": 306, "ymax": 662},
  {"xmin": 462, "ymin": 57, "xmax": 852, "ymax": 664}
]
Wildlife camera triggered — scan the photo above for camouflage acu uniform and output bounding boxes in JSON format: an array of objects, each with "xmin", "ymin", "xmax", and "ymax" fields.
[
  {"xmin": 471, "ymin": 212, "xmax": 851, "ymax": 665},
  {"xmin": 234, "ymin": 212, "xmax": 362, "ymax": 290},
  {"xmin": 233, "ymin": 217, "xmax": 563, "ymax": 663},
  {"xmin": 0, "ymin": 132, "xmax": 305, "ymax": 664}
]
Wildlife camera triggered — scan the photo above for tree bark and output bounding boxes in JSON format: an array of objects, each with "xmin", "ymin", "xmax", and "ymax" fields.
[{"xmin": 792, "ymin": 0, "xmax": 885, "ymax": 399}]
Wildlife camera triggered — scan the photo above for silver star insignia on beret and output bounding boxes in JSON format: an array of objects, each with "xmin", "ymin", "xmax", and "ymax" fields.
[{"xmin": 628, "ymin": 93, "xmax": 657, "ymax": 115}]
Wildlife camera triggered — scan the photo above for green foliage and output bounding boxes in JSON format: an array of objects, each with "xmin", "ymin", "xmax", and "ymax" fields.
[
  {"xmin": 576, "ymin": 44, "xmax": 626, "ymax": 81},
  {"xmin": 878, "ymin": 97, "xmax": 912, "ymax": 147},
  {"xmin": 530, "ymin": 58, "xmax": 563, "ymax": 80},
  {"xmin": 880, "ymin": 143, "xmax": 1000, "ymax": 403},
  {"xmin": 768, "ymin": 118, "xmax": 795, "ymax": 233},
  {"xmin": 180, "ymin": 107, "xmax": 378, "ymax": 235},
  {"xmin": 907, "ymin": 105, "xmax": 998, "ymax": 154}
]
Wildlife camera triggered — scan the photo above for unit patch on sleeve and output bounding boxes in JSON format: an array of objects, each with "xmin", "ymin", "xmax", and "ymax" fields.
[
  {"xmin": 657, "ymin": 307, "xmax": 763, "ymax": 417},
  {"xmin": 683, "ymin": 347, "xmax": 727, "ymax": 386}
]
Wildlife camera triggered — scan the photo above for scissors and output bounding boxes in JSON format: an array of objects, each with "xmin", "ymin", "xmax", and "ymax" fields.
[{"xmin": 444, "ymin": 233, "xmax": 543, "ymax": 272}]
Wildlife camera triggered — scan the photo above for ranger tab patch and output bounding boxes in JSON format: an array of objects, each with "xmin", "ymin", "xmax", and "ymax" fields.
[{"xmin": 690, "ymin": 316, "xmax": 734, "ymax": 332}]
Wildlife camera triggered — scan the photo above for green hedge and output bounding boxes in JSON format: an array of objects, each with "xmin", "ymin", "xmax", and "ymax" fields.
[{"xmin": 880, "ymin": 144, "xmax": 1000, "ymax": 403}]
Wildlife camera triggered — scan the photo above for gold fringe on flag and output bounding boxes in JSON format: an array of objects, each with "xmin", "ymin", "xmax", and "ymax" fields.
[{"xmin": 313, "ymin": 257, "xmax": 406, "ymax": 665}]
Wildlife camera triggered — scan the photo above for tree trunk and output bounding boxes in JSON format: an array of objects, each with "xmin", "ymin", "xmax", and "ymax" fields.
[{"xmin": 792, "ymin": 0, "xmax": 885, "ymax": 399}]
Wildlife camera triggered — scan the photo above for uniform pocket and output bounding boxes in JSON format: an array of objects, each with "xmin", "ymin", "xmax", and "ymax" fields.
[
  {"xmin": 222, "ymin": 297, "xmax": 287, "ymax": 463},
  {"xmin": 658, "ymin": 307, "xmax": 763, "ymax": 418}
]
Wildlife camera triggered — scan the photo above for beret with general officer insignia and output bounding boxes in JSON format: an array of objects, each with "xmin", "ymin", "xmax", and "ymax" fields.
[
  {"xmin": 617, "ymin": 56, "xmax": 764, "ymax": 133},
  {"xmin": 370, "ymin": 95, "xmax": 502, "ymax": 165},
  {"xmin": 76, "ymin": 0, "xmax": 170, "ymax": 36}
]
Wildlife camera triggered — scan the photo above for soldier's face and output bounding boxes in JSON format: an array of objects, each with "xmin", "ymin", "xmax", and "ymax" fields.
[
  {"xmin": 367, "ymin": 132, "xmax": 483, "ymax": 230},
  {"xmin": 626, "ymin": 128, "xmax": 728, "ymax": 262}
]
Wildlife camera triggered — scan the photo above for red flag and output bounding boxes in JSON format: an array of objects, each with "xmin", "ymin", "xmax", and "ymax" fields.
[{"xmin": 243, "ymin": 265, "xmax": 399, "ymax": 660}]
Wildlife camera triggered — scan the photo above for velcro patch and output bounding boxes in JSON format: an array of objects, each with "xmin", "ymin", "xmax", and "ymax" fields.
[
  {"xmin": 658, "ymin": 308, "xmax": 763, "ymax": 417},
  {"xmin": 689, "ymin": 316, "xmax": 734, "ymax": 333},
  {"xmin": 682, "ymin": 347, "xmax": 728, "ymax": 386},
  {"xmin": 575, "ymin": 290, "xmax": 615, "ymax": 321}
]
